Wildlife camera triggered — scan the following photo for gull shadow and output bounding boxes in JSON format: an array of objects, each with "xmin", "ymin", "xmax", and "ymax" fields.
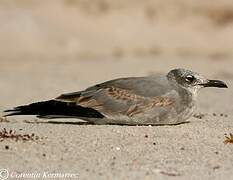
[
  {"xmin": 24, "ymin": 120, "xmax": 95, "ymax": 126},
  {"xmin": 24, "ymin": 120, "xmax": 190, "ymax": 126}
]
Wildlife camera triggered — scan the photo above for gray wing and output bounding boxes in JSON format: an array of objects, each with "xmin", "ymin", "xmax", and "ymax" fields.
[
  {"xmin": 55, "ymin": 76, "xmax": 175, "ymax": 119},
  {"xmin": 86, "ymin": 75, "xmax": 172, "ymax": 97}
]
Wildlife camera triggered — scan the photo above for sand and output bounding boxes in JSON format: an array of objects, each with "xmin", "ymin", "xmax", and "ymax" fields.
[{"xmin": 0, "ymin": 1, "xmax": 233, "ymax": 180}]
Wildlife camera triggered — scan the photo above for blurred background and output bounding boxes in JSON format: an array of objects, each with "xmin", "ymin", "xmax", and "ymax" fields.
[{"xmin": 0, "ymin": 0, "xmax": 233, "ymax": 110}]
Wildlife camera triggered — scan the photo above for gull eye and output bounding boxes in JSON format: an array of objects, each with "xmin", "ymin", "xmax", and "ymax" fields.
[{"xmin": 185, "ymin": 75, "xmax": 195, "ymax": 83}]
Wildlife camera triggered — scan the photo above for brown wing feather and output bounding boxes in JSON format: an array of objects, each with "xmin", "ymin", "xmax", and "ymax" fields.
[
  {"xmin": 106, "ymin": 87, "xmax": 145, "ymax": 102},
  {"xmin": 77, "ymin": 96, "xmax": 104, "ymax": 111},
  {"xmin": 126, "ymin": 97, "xmax": 174, "ymax": 117},
  {"xmin": 56, "ymin": 86, "xmax": 174, "ymax": 118}
]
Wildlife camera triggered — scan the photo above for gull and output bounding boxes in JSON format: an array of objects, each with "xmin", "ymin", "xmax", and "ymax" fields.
[{"xmin": 4, "ymin": 68, "xmax": 228, "ymax": 125}]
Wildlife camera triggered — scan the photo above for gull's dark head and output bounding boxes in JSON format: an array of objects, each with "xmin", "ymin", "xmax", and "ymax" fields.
[{"xmin": 167, "ymin": 68, "xmax": 228, "ymax": 93}]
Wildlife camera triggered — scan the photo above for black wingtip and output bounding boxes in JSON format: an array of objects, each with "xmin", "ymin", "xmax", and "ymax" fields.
[
  {"xmin": 3, "ymin": 100, "xmax": 105, "ymax": 119},
  {"xmin": 3, "ymin": 108, "xmax": 21, "ymax": 117},
  {"xmin": 4, "ymin": 109, "xmax": 17, "ymax": 113}
]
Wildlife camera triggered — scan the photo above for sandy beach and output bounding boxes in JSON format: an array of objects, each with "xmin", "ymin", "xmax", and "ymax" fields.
[{"xmin": 0, "ymin": 1, "xmax": 233, "ymax": 180}]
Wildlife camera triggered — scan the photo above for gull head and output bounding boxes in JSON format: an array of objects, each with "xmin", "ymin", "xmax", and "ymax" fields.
[{"xmin": 167, "ymin": 68, "xmax": 228, "ymax": 94}]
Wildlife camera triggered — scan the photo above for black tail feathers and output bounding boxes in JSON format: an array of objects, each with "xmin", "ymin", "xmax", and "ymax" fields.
[{"xmin": 4, "ymin": 100, "xmax": 104, "ymax": 118}]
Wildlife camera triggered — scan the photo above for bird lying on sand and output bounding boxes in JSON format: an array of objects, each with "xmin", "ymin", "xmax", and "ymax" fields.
[{"xmin": 4, "ymin": 68, "xmax": 228, "ymax": 125}]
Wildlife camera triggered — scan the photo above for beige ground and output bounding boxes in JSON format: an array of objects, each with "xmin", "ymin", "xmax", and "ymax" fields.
[{"xmin": 0, "ymin": 1, "xmax": 233, "ymax": 180}]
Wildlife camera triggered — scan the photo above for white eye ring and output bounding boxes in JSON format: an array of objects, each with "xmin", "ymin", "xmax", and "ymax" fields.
[{"xmin": 185, "ymin": 75, "xmax": 195, "ymax": 82}]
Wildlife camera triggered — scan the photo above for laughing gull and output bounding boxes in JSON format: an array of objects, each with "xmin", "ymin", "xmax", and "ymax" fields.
[{"xmin": 4, "ymin": 68, "xmax": 227, "ymax": 125}]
